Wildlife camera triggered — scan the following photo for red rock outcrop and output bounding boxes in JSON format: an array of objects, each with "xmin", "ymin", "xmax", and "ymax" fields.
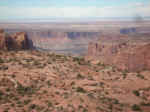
[
  {"xmin": 0, "ymin": 29, "xmax": 33, "ymax": 50},
  {"xmin": 0, "ymin": 29, "xmax": 7, "ymax": 50},
  {"xmin": 87, "ymin": 41, "xmax": 150, "ymax": 72}
]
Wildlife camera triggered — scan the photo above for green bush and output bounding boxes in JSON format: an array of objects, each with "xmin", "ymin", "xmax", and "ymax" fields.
[
  {"xmin": 17, "ymin": 83, "xmax": 36, "ymax": 95},
  {"xmin": 131, "ymin": 104, "xmax": 141, "ymax": 111},
  {"xmin": 77, "ymin": 73, "xmax": 84, "ymax": 79},
  {"xmin": 0, "ymin": 58, "xmax": 4, "ymax": 63},
  {"xmin": 136, "ymin": 73, "xmax": 145, "ymax": 79},
  {"xmin": 133, "ymin": 90, "xmax": 140, "ymax": 97},
  {"xmin": 76, "ymin": 87, "xmax": 86, "ymax": 93}
]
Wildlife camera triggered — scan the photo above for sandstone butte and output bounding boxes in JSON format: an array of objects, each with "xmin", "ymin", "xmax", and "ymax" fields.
[
  {"xmin": 86, "ymin": 41, "xmax": 150, "ymax": 72},
  {"xmin": 0, "ymin": 29, "xmax": 33, "ymax": 50}
]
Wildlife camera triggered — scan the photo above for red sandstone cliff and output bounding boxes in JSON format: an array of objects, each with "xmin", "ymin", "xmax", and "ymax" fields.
[
  {"xmin": 87, "ymin": 41, "xmax": 150, "ymax": 72},
  {"xmin": 0, "ymin": 29, "xmax": 33, "ymax": 50}
]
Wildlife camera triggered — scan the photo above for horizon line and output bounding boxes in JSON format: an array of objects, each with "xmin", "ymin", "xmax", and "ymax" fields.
[{"xmin": 0, "ymin": 16, "xmax": 150, "ymax": 23}]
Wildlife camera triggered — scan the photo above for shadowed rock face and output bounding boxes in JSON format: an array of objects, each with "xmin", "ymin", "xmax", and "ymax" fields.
[
  {"xmin": 0, "ymin": 29, "xmax": 33, "ymax": 50},
  {"xmin": 5, "ymin": 29, "xmax": 100, "ymax": 55},
  {"xmin": 66, "ymin": 32, "xmax": 100, "ymax": 39},
  {"xmin": 120, "ymin": 27, "xmax": 136, "ymax": 34},
  {"xmin": 87, "ymin": 41, "xmax": 150, "ymax": 72}
]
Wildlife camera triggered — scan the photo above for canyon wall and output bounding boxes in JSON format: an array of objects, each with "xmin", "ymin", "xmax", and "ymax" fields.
[
  {"xmin": 3, "ymin": 21, "xmax": 150, "ymax": 56},
  {"xmin": 86, "ymin": 34, "xmax": 150, "ymax": 72},
  {"xmin": 7, "ymin": 29, "xmax": 100, "ymax": 40},
  {"xmin": 5, "ymin": 29, "xmax": 100, "ymax": 55},
  {"xmin": 0, "ymin": 29, "xmax": 33, "ymax": 50}
]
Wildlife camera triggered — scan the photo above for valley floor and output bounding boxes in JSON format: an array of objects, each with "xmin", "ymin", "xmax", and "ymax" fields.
[{"xmin": 0, "ymin": 50, "xmax": 150, "ymax": 112}]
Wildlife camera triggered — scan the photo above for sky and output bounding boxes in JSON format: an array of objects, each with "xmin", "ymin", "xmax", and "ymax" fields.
[{"xmin": 0, "ymin": 0, "xmax": 150, "ymax": 21}]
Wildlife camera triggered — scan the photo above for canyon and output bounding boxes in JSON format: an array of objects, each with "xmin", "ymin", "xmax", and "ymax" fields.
[
  {"xmin": 5, "ymin": 29, "xmax": 100, "ymax": 55},
  {"xmin": 1, "ymin": 21, "xmax": 150, "ymax": 71},
  {"xmin": 0, "ymin": 21, "xmax": 150, "ymax": 112},
  {"xmin": 1, "ymin": 21, "xmax": 150, "ymax": 55}
]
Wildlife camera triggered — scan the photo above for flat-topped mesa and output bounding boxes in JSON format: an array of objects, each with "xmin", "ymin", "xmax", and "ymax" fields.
[
  {"xmin": 0, "ymin": 29, "xmax": 33, "ymax": 50},
  {"xmin": 86, "ymin": 41, "xmax": 150, "ymax": 72}
]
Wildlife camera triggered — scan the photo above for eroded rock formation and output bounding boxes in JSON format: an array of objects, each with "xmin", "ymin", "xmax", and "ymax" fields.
[
  {"xmin": 0, "ymin": 29, "xmax": 33, "ymax": 50},
  {"xmin": 87, "ymin": 41, "xmax": 150, "ymax": 72},
  {"xmin": 0, "ymin": 29, "xmax": 7, "ymax": 50}
]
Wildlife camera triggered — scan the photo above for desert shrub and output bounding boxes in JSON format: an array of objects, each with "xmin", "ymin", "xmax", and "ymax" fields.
[
  {"xmin": 16, "ymin": 83, "xmax": 36, "ymax": 95},
  {"xmin": 122, "ymin": 70, "xmax": 128, "ymax": 79},
  {"xmin": 140, "ymin": 102, "xmax": 150, "ymax": 106},
  {"xmin": 23, "ymin": 99, "xmax": 31, "ymax": 105},
  {"xmin": 29, "ymin": 104, "xmax": 37, "ymax": 110},
  {"xmin": 131, "ymin": 104, "xmax": 141, "ymax": 111},
  {"xmin": 136, "ymin": 73, "xmax": 145, "ymax": 79},
  {"xmin": 71, "ymin": 81, "xmax": 75, "ymax": 86},
  {"xmin": 33, "ymin": 60, "xmax": 40, "ymax": 66},
  {"xmin": 73, "ymin": 57, "xmax": 85, "ymax": 65},
  {"xmin": 76, "ymin": 87, "xmax": 86, "ymax": 93},
  {"xmin": 47, "ymin": 60, "xmax": 51, "ymax": 64},
  {"xmin": 0, "ymin": 58, "xmax": 4, "ymax": 63},
  {"xmin": 73, "ymin": 57, "xmax": 80, "ymax": 62},
  {"xmin": 133, "ymin": 90, "xmax": 140, "ymax": 97},
  {"xmin": 77, "ymin": 73, "xmax": 84, "ymax": 79},
  {"xmin": 113, "ymin": 99, "xmax": 119, "ymax": 104},
  {"xmin": 0, "ymin": 66, "xmax": 8, "ymax": 70},
  {"xmin": 0, "ymin": 91, "xmax": 4, "ymax": 100},
  {"xmin": 97, "ymin": 62, "xmax": 105, "ymax": 67},
  {"xmin": 3, "ymin": 109, "xmax": 9, "ymax": 112},
  {"xmin": 87, "ymin": 93, "xmax": 95, "ymax": 99},
  {"xmin": 46, "ymin": 80, "xmax": 51, "ymax": 87},
  {"xmin": 83, "ymin": 108, "xmax": 88, "ymax": 112},
  {"xmin": 108, "ymin": 104, "xmax": 113, "ymax": 110},
  {"xmin": 47, "ymin": 101, "xmax": 52, "ymax": 107}
]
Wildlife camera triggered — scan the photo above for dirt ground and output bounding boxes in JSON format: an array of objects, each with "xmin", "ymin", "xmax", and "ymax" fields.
[{"xmin": 0, "ymin": 50, "xmax": 150, "ymax": 112}]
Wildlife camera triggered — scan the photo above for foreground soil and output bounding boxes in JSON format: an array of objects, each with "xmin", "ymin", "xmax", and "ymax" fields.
[{"xmin": 0, "ymin": 50, "xmax": 150, "ymax": 112}]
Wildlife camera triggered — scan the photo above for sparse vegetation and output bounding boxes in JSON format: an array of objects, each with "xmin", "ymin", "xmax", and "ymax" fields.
[
  {"xmin": 0, "ymin": 58, "xmax": 4, "ymax": 63},
  {"xmin": 16, "ymin": 83, "xmax": 37, "ymax": 95},
  {"xmin": 0, "ymin": 50, "xmax": 149, "ymax": 112},
  {"xmin": 136, "ymin": 73, "xmax": 145, "ymax": 80},
  {"xmin": 77, "ymin": 73, "xmax": 85, "ymax": 79},
  {"xmin": 76, "ymin": 87, "xmax": 86, "ymax": 93},
  {"xmin": 131, "ymin": 104, "xmax": 141, "ymax": 111},
  {"xmin": 122, "ymin": 70, "xmax": 128, "ymax": 79},
  {"xmin": 140, "ymin": 102, "xmax": 150, "ymax": 106},
  {"xmin": 133, "ymin": 90, "xmax": 140, "ymax": 97}
]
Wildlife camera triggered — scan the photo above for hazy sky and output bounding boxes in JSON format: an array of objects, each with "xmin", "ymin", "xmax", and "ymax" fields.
[{"xmin": 0, "ymin": 0, "xmax": 150, "ymax": 20}]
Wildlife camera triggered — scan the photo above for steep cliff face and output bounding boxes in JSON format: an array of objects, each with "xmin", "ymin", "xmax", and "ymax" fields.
[
  {"xmin": 0, "ymin": 29, "xmax": 33, "ymax": 50},
  {"xmin": 9, "ymin": 32, "xmax": 33, "ymax": 50},
  {"xmin": 6, "ymin": 29, "xmax": 100, "ymax": 55},
  {"xmin": 66, "ymin": 32, "xmax": 100, "ymax": 39},
  {"xmin": 27, "ymin": 31, "xmax": 67, "ymax": 39},
  {"xmin": 0, "ymin": 29, "xmax": 7, "ymax": 50},
  {"xmin": 87, "ymin": 41, "xmax": 150, "ymax": 72},
  {"xmin": 7, "ymin": 29, "xmax": 100, "ymax": 39}
]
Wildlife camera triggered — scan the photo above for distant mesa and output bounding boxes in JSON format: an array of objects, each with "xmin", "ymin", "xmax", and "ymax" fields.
[
  {"xmin": 0, "ymin": 29, "xmax": 33, "ymax": 50},
  {"xmin": 120, "ymin": 27, "xmax": 136, "ymax": 34}
]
